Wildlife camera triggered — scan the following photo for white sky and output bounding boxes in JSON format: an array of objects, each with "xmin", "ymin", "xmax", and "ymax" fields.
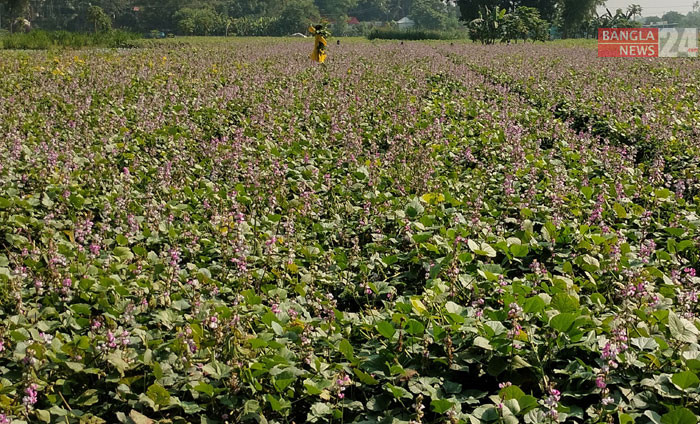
[{"xmin": 598, "ymin": 1, "xmax": 696, "ymax": 17}]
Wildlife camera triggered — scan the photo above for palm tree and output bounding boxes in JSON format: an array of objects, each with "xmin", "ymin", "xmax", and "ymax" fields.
[{"xmin": 626, "ymin": 4, "xmax": 642, "ymax": 20}]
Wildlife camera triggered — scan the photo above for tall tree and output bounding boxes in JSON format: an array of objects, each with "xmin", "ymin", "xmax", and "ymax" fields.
[
  {"xmin": 519, "ymin": 0, "xmax": 556, "ymax": 21},
  {"xmin": 350, "ymin": 0, "xmax": 391, "ymax": 21},
  {"xmin": 387, "ymin": 0, "xmax": 415, "ymax": 20},
  {"xmin": 411, "ymin": 0, "xmax": 444, "ymax": 28},
  {"xmin": 410, "ymin": 0, "xmax": 459, "ymax": 29},
  {"xmin": 626, "ymin": 3, "xmax": 642, "ymax": 20},
  {"xmin": 225, "ymin": 0, "xmax": 276, "ymax": 19},
  {"xmin": 661, "ymin": 11, "xmax": 683, "ymax": 24},
  {"xmin": 458, "ymin": 0, "xmax": 556, "ymax": 22},
  {"xmin": 457, "ymin": 0, "xmax": 505, "ymax": 22},
  {"xmin": 276, "ymin": 0, "xmax": 320, "ymax": 34},
  {"xmin": 680, "ymin": 11, "xmax": 700, "ymax": 27},
  {"xmin": 559, "ymin": 0, "xmax": 601, "ymax": 37},
  {"xmin": 1, "ymin": 0, "xmax": 30, "ymax": 31},
  {"xmin": 315, "ymin": 0, "xmax": 358, "ymax": 18},
  {"xmin": 87, "ymin": 5, "xmax": 111, "ymax": 32}
]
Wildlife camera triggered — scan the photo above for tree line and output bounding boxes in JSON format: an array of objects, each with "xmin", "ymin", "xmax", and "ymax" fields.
[
  {"xmin": 0, "ymin": 0, "xmax": 461, "ymax": 35},
  {"xmin": 0, "ymin": 0, "xmax": 694, "ymax": 39}
]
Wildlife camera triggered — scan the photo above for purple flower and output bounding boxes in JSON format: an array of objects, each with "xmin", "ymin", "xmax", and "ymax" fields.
[
  {"xmin": 595, "ymin": 376, "xmax": 606, "ymax": 389},
  {"xmin": 22, "ymin": 383, "xmax": 38, "ymax": 407}
]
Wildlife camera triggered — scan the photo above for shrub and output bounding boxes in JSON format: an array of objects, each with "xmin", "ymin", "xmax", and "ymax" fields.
[
  {"xmin": 367, "ymin": 28, "xmax": 463, "ymax": 40},
  {"xmin": 0, "ymin": 30, "xmax": 141, "ymax": 50}
]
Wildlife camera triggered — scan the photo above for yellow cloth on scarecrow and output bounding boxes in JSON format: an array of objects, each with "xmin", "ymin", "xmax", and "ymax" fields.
[{"xmin": 309, "ymin": 26, "xmax": 327, "ymax": 63}]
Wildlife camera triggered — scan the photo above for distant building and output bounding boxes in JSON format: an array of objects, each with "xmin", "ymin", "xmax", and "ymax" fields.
[
  {"xmin": 397, "ymin": 17, "xmax": 415, "ymax": 29},
  {"xmin": 347, "ymin": 17, "xmax": 360, "ymax": 25}
]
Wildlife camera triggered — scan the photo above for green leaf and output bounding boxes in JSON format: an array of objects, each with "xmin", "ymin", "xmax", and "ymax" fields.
[
  {"xmin": 309, "ymin": 402, "xmax": 332, "ymax": 418},
  {"xmin": 618, "ymin": 412, "xmax": 635, "ymax": 424},
  {"xmin": 249, "ymin": 338, "xmax": 268, "ymax": 349},
  {"xmin": 518, "ymin": 395, "xmax": 538, "ymax": 413},
  {"xmin": 550, "ymin": 313, "xmax": 577, "ymax": 333},
  {"xmin": 386, "ymin": 383, "xmax": 412, "ymax": 399},
  {"xmin": 672, "ymin": 371, "xmax": 700, "ymax": 390},
  {"xmin": 353, "ymin": 369, "xmax": 378, "ymax": 385},
  {"xmin": 382, "ymin": 255, "xmax": 398, "ymax": 265},
  {"xmin": 70, "ymin": 193, "xmax": 86, "ymax": 208},
  {"xmin": 431, "ymin": 398, "xmax": 454, "ymax": 414},
  {"xmin": 473, "ymin": 336, "xmax": 492, "ymax": 350},
  {"xmin": 669, "ymin": 312, "xmax": 699, "ymax": 343},
  {"xmin": 405, "ymin": 199, "xmax": 424, "ymax": 218},
  {"xmin": 243, "ymin": 400, "xmax": 261, "ymax": 415},
  {"xmin": 113, "ymin": 246, "xmax": 134, "ymax": 261},
  {"xmin": 11, "ymin": 330, "xmax": 29, "ymax": 342},
  {"xmin": 665, "ymin": 227, "xmax": 685, "ymax": 237},
  {"xmin": 655, "ymin": 188, "xmax": 671, "ymax": 199},
  {"xmin": 499, "ymin": 385, "xmax": 525, "ymax": 400},
  {"xmin": 267, "ymin": 394, "xmax": 289, "ymax": 412},
  {"xmin": 147, "ymin": 383, "xmax": 170, "ymax": 407},
  {"xmin": 581, "ymin": 186, "xmax": 593, "ymax": 200},
  {"xmin": 181, "ymin": 401, "xmax": 203, "ymax": 414},
  {"xmin": 551, "ymin": 293, "xmax": 579, "ymax": 312},
  {"xmin": 405, "ymin": 319, "xmax": 425, "ymax": 335},
  {"xmin": 580, "ymin": 254, "xmax": 600, "ymax": 271},
  {"xmin": 41, "ymin": 193, "xmax": 54, "ymax": 208},
  {"xmin": 631, "ymin": 337, "xmax": 659, "ymax": 351},
  {"xmin": 510, "ymin": 244, "xmax": 529, "ymax": 257},
  {"xmin": 410, "ymin": 298, "xmax": 428, "ymax": 315},
  {"xmin": 661, "ymin": 408, "xmax": 697, "ymax": 424},
  {"xmin": 469, "ymin": 240, "xmax": 497, "ymax": 257},
  {"xmin": 613, "ymin": 203, "xmax": 627, "ymax": 219},
  {"xmin": 376, "ymin": 321, "xmax": 395, "ymax": 339},
  {"xmin": 274, "ymin": 373, "xmax": 295, "ymax": 392},
  {"xmin": 412, "ymin": 232, "xmax": 432, "ymax": 243},
  {"xmin": 522, "ymin": 296, "xmax": 545, "ymax": 314},
  {"xmin": 116, "ymin": 234, "xmax": 129, "ymax": 246},
  {"xmin": 35, "ymin": 409, "xmax": 51, "ymax": 423},
  {"xmin": 107, "ymin": 351, "xmax": 129, "ymax": 375},
  {"xmin": 70, "ymin": 303, "xmax": 92, "ymax": 315},
  {"xmin": 202, "ymin": 360, "xmax": 231, "ymax": 379},
  {"xmin": 194, "ymin": 382, "xmax": 214, "ymax": 397},
  {"xmin": 339, "ymin": 339, "xmax": 355, "ymax": 362},
  {"xmin": 678, "ymin": 240, "xmax": 695, "ymax": 251}
]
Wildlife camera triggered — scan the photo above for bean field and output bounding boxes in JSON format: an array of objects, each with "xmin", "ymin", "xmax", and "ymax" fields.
[{"xmin": 0, "ymin": 39, "xmax": 699, "ymax": 424}]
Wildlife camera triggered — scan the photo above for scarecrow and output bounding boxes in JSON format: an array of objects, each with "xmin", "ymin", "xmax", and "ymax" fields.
[{"xmin": 309, "ymin": 24, "xmax": 330, "ymax": 63}]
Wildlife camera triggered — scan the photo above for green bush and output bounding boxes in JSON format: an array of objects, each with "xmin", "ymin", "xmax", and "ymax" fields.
[
  {"xmin": 367, "ymin": 28, "xmax": 463, "ymax": 40},
  {"xmin": 0, "ymin": 30, "xmax": 141, "ymax": 50}
]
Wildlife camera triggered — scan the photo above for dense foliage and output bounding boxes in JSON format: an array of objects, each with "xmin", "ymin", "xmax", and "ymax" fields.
[
  {"xmin": 1, "ymin": 39, "xmax": 700, "ymax": 424},
  {"xmin": 0, "ymin": 0, "xmax": 463, "ymax": 35},
  {"xmin": 468, "ymin": 6, "xmax": 549, "ymax": 44}
]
